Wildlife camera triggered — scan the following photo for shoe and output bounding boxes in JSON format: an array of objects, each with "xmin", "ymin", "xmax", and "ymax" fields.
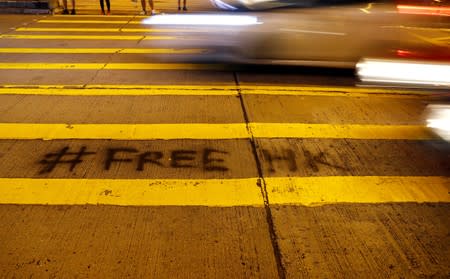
[
  {"xmin": 178, "ymin": 6, "xmax": 180, "ymax": 10},
  {"xmin": 101, "ymin": 10, "xmax": 105, "ymax": 15},
  {"xmin": 62, "ymin": 9, "xmax": 69, "ymax": 14},
  {"xmin": 71, "ymin": 9, "xmax": 76, "ymax": 15},
  {"xmin": 183, "ymin": 7, "xmax": 187, "ymax": 11},
  {"xmin": 140, "ymin": 10, "xmax": 146, "ymax": 15},
  {"xmin": 107, "ymin": 10, "xmax": 110, "ymax": 15},
  {"xmin": 151, "ymin": 10, "xmax": 156, "ymax": 15}
]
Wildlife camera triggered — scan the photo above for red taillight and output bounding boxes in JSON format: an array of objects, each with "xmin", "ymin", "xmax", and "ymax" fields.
[
  {"xmin": 396, "ymin": 49, "xmax": 450, "ymax": 61},
  {"xmin": 396, "ymin": 50, "xmax": 415, "ymax": 58}
]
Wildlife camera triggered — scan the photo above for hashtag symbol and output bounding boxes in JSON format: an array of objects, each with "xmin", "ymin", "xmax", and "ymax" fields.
[{"xmin": 39, "ymin": 146, "xmax": 96, "ymax": 174}]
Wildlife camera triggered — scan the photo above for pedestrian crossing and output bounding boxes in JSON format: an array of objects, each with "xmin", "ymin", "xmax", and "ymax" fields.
[
  {"xmin": 0, "ymin": 13, "xmax": 448, "ymax": 208},
  {"xmin": 53, "ymin": 0, "xmax": 209, "ymax": 15}
]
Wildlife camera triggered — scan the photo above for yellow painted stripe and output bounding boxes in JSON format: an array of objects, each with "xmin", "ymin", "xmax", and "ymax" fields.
[
  {"xmin": 0, "ymin": 84, "xmax": 238, "ymax": 90},
  {"xmin": 0, "ymin": 63, "xmax": 221, "ymax": 70},
  {"xmin": 0, "ymin": 123, "xmax": 250, "ymax": 140},
  {"xmin": 53, "ymin": 14, "xmax": 147, "ymax": 18},
  {"xmin": 0, "ymin": 85, "xmax": 427, "ymax": 98},
  {"xmin": 249, "ymin": 123, "xmax": 434, "ymax": 140},
  {"xmin": 0, "ymin": 48, "xmax": 206, "ymax": 54},
  {"xmin": 15, "ymin": 27, "xmax": 186, "ymax": 33},
  {"xmin": 266, "ymin": 176, "xmax": 450, "ymax": 206},
  {"xmin": 52, "ymin": 15, "xmax": 148, "ymax": 18},
  {"xmin": 0, "ymin": 34, "xmax": 174, "ymax": 40},
  {"xmin": 0, "ymin": 176, "xmax": 447, "ymax": 206},
  {"xmin": 38, "ymin": 19, "xmax": 140, "ymax": 24},
  {"xmin": 240, "ymin": 85, "xmax": 430, "ymax": 96},
  {"xmin": 0, "ymin": 87, "xmax": 237, "ymax": 96},
  {"xmin": 0, "ymin": 123, "xmax": 436, "ymax": 140},
  {"xmin": 0, "ymin": 178, "xmax": 263, "ymax": 206}
]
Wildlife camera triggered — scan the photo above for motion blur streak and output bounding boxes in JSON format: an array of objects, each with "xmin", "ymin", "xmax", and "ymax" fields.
[
  {"xmin": 143, "ymin": 14, "xmax": 261, "ymax": 26},
  {"xmin": 210, "ymin": 0, "xmax": 238, "ymax": 10},
  {"xmin": 397, "ymin": 5, "xmax": 450, "ymax": 16},
  {"xmin": 356, "ymin": 59, "xmax": 450, "ymax": 87},
  {"xmin": 426, "ymin": 104, "xmax": 450, "ymax": 141}
]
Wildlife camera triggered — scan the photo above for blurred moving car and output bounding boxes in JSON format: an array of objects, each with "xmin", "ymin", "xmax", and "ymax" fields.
[
  {"xmin": 144, "ymin": 2, "xmax": 418, "ymax": 67},
  {"xmin": 210, "ymin": 0, "xmax": 365, "ymax": 11},
  {"xmin": 143, "ymin": 1, "xmax": 449, "ymax": 70},
  {"xmin": 210, "ymin": 0, "xmax": 306, "ymax": 11},
  {"xmin": 210, "ymin": 0, "xmax": 450, "ymax": 12}
]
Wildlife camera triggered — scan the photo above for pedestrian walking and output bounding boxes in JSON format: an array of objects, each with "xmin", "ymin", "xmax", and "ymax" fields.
[
  {"xmin": 140, "ymin": 0, "xmax": 155, "ymax": 15},
  {"xmin": 62, "ymin": 0, "xmax": 76, "ymax": 14},
  {"xmin": 100, "ymin": 0, "xmax": 111, "ymax": 14},
  {"xmin": 178, "ymin": 0, "xmax": 187, "ymax": 11}
]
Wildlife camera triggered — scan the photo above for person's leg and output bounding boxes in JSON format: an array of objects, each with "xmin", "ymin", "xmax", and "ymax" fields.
[
  {"xmin": 62, "ymin": 0, "xmax": 69, "ymax": 13},
  {"xmin": 183, "ymin": 0, "xmax": 186, "ymax": 10},
  {"xmin": 148, "ymin": 0, "xmax": 154, "ymax": 13},
  {"xmin": 99, "ymin": 0, "xmax": 105, "ymax": 14},
  {"xmin": 178, "ymin": 0, "xmax": 180, "ymax": 10},
  {"xmin": 141, "ymin": 0, "xmax": 146, "ymax": 14},
  {"xmin": 70, "ymin": 0, "xmax": 76, "ymax": 14},
  {"xmin": 105, "ymin": 0, "xmax": 110, "ymax": 13}
]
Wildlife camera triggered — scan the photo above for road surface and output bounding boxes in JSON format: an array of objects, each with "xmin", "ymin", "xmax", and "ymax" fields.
[{"xmin": 0, "ymin": 1, "xmax": 449, "ymax": 278}]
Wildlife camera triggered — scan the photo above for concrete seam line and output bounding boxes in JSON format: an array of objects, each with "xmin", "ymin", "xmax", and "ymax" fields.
[{"xmin": 233, "ymin": 71, "xmax": 287, "ymax": 279}]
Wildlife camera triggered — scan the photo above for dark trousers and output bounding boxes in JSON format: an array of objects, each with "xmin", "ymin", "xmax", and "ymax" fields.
[{"xmin": 100, "ymin": 0, "xmax": 110, "ymax": 12}]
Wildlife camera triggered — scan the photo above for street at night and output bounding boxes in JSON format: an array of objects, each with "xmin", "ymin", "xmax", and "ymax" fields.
[{"xmin": 0, "ymin": 0, "xmax": 449, "ymax": 277}]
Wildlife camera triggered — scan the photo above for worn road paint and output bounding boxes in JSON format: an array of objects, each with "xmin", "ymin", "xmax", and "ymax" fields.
[
  {"xmin": 0, "ymin": 176, "xmax": 447, "ymax": 206},
  {"xmin": 52, "ymin": 14, "xmax": 148, "ymax": 18},
  {"xmin": 0, "ymin": 48, "xmax": 206, "ymax": 54},
  {"xmin": 0, "ymin": 84, "xmax": 239, "ymax": 90},
  {"xmin": 239, "ymin": 85, "xmax": 430, "ymax": 96},
  {"xmin": 14, "ymin": 27, "xmax": 184, "ymax": 33},
  {"xmin": 0, "ymin": 63, "xmax": 221, "ymax": 70},
  {"xmin": 0, "ymin": 178, "xmax": 264, "ymax": 206},
  {"xmin": 0, "ymin": 123, "xmax": 250, "ymax": 140},
  {"xmin": 249, "ymin": 123, "xmax": 435, "ymax": 140},
  {"xmin": 38, "ymin": 19, "xmax": 143, "ymax": 24},
  {"xmin": 0, "ymin": 87, "xmax": 237, "ymax": 96},
  {"xmin": 266, "ymin": 176, "xmax": 450, "ymax": 206},
  {"xmin": 0, "ymin": 34, "xmax": 174, "ymax": 40},
  {"xmin": 0, "ymin": 85, "xmax": 426, "ymax": 98},
  {"xmin": 0, "ymin": 123, "xmax": 436, "ymax": 140}
]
